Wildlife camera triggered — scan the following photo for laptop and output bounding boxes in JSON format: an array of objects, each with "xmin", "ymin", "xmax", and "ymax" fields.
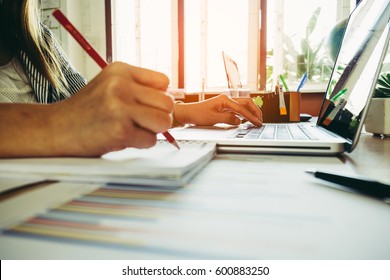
[{"xmin": 169, "ymin": 0, "xmax": 390, "ymax": 155}]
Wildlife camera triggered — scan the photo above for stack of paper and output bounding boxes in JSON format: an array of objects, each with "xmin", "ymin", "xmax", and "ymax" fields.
[{"xmin": 0, "ymin": 141, "xmax": 216, "ymax": 188}]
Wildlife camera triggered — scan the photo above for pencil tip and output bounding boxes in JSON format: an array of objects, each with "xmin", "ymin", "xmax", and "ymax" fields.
[{"xmin": 172, "ymin": 141, "xmax": 180, "ymax": 150}]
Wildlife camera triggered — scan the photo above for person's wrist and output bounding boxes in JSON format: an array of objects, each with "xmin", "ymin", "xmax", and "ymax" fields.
[
  {"xmin": 172, "ymin": 102, "xmax": 187, "ymax": 127},
  {"xmin": 172, "ymin": 109, "xmax": 183, "ymax": 127}
]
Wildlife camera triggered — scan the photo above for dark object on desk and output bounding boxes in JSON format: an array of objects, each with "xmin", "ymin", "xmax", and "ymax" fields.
[
  {"xmin": 300, "ymin": 113, "xmax": 312, "ymax": 122},
  {"xmin": 306, "ymin": 169, "xmax": 390, "ymax": 201},
  {"xmin": 256, "ymin": 91, "xmax": 301, "ymax": 123}
]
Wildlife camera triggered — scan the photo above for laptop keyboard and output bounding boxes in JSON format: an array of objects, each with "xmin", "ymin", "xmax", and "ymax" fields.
[{"xmin": 234, "ymin": 124, "xmax": 318, "ymax": 140}]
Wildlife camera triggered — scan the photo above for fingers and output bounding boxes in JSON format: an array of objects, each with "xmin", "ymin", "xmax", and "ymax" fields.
[
  {"xmin": 130, "ymin": 65, "xmax": 170, "ymax": 91},
  {"xmin": 233, "ymin": 97, "xmax": 263, "ymax": 122},
  {"xmin": 101, "ymin": 62, "xmax": 170, "ymax": 91},
  {"xmin": 122, "ymin": 81, "xmax": 174, "ymax": 113},
  {"xmin": 108, "ymin": 106, "xmax": 170, "ymax": 150},
  {"xmin": 124, "ymin": 125, "xmax": 158, "ymax": 149},
  {"xmin": 93, "ymin": 62, "xmax": 174, "ymax": 113},
  {"xmin": 108, "ymin": 124, "xmax": 159, "ymax": 150},
  {"xmin": 219, "ymin": 95, "xmax": 263, "ymax": 126},
  {"xmin": 129, "ymin": 103, "xmax": 173, "ymax": 134},
  {"xmin": 67, "ymin": 62, "xmax": 174, "ymax": 154},
  {"xmin": 93, "ymin": 62, "xmax": 174, "ymax": 128}
]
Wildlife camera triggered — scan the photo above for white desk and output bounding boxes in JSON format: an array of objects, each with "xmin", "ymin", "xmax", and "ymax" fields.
[{"xmin": 0, "ymin": 131, "xmax": 389, "ymax": 259}]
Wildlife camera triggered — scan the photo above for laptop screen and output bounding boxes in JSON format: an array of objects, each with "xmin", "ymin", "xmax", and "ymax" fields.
[{"xmin": 317, "ymin": 0, "xmax": 390, "ymax": 150}]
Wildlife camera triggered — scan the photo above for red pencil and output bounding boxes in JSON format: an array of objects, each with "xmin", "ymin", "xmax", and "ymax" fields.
[{"xmin": 52, "ymin": 9, "xmax": 180, "ymax": 150}]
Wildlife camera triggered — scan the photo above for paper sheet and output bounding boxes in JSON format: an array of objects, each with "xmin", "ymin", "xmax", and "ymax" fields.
[
  {"xmin": 1, "ymin": 154, "xmax": 390, "ymax": 259},
  {"xmin": 0, "ymin": 142, "xmax": 216, "ymax": 188},
  {"xmin": 0, "ymin": 175, "xmax": 45, "ymax": 195}
]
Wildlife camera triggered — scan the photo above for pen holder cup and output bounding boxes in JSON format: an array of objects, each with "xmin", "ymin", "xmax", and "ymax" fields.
[{"xmin": 255, "ymin": 91, "xmax": 301, "ymax": 123}]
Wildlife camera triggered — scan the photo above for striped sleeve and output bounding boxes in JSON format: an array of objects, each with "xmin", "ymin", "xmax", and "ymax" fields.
[
  {"xmin": 20, "ymin": 51, "xmax": 50, "ymax": 104},
  {"xmin": 42, "ymin": 25, "xmax": 87, "ymax": 102},
  {"xmin": 20, "ymin": 24, "xmax": 88, "ymax": 104}
]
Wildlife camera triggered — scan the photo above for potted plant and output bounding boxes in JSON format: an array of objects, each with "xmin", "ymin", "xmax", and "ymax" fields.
[{"xmin": 365, "ymin": 73, "xmax": 390, "ymax": 136}]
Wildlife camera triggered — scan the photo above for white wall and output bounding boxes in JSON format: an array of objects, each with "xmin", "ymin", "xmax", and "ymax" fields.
[{"xmin": 62, "ymin": 0, "xmax": 106, "ymax": 82}]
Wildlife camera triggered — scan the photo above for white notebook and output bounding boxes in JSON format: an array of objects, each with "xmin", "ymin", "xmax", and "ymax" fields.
[{"xmin": 0, "ymin": 141, "xmax": 216, "ymax": 188}]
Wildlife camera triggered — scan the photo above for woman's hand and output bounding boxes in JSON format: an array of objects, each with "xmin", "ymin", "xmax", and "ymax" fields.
[
  {"xmin": 173, "ymin": 94, "xmax": 263, "ymax": 127},
  {"xmin": 0, "ymin": 62, "xmax": 173, "ymax": 157},
  {"xmin": 55, "ymin": 62, "xmax": 174, "ymax": 155}
]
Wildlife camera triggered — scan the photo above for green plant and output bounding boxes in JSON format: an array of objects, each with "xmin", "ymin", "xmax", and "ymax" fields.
[
  {"xmin": 283, "ymin": 7, "xmax": 333, "ymax": 82},
  {"xmin": 265, "ymin": 7, "xmax": 334, "ymax": 89},
  {"xmin": 300, "ymin": 7, "xmax": 323, "ymax": 79},
  {"xmin": 374, "ymin": 73, "xmax": 390, "ymax": 97}
]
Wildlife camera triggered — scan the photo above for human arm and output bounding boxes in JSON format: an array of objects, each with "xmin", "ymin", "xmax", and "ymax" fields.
[
  {"xmin": 0, "ymin": 62, "xmax": 173, "ymax": 158},
  {"xmin": 173, "ymin": 94, "xmax": 263, "ymax": 127}
]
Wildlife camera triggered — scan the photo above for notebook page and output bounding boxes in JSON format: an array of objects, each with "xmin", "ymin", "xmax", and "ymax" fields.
[{"xmin": 0, "ymin": 141, "xmax": 216, "ymax": 188}]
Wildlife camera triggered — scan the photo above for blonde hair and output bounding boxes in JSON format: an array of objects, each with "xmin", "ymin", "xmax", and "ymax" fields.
[{"xmin": 0, "ymin": 0, "xmax": 67, "ymax": 92}]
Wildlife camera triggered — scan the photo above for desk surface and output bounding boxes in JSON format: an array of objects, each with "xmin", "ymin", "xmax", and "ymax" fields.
[
  {"xmin": 1, "ymin": 131, "xmax": 389, "ymax": 260},
  {"xmin": 344, "ymin": 132, "xmax": 390, "ymax": 183}
]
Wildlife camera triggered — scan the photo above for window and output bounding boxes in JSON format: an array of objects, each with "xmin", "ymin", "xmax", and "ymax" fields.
[
  {"xmin": 184, "ymin": 0, "xmax": 249, "ymax": 91},
  {"xmin": 111, "ymin": 0, "xmax": 173, "ymax": 76},
  {"xmin": 267, "ymin": 0, "xmax": 352, "ymax": 92},
  {"xmin": 111, "ymin": 0, "xmax": 354, "ymax": 92}
]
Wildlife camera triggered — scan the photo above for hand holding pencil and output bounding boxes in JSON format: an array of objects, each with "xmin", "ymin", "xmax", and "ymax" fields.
[{"xmin": 52, "ymin": 9, "xmax": 180, "ymax": 151}]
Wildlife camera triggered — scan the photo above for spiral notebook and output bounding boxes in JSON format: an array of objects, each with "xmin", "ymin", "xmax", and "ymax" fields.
[{"xmin": 0, "ymin": 141, "xmax": 216, "ymax": 188}]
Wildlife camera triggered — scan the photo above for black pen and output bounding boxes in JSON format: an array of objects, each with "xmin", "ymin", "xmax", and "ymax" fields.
[{"xmin": 306, "ymin": 169, "xmax": 390, "ymax": 201}]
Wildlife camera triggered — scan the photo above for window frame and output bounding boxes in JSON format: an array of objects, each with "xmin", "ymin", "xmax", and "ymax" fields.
[{"xmin": 106, "ymin": 0, "xmax": 355, "ymax": 92}]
